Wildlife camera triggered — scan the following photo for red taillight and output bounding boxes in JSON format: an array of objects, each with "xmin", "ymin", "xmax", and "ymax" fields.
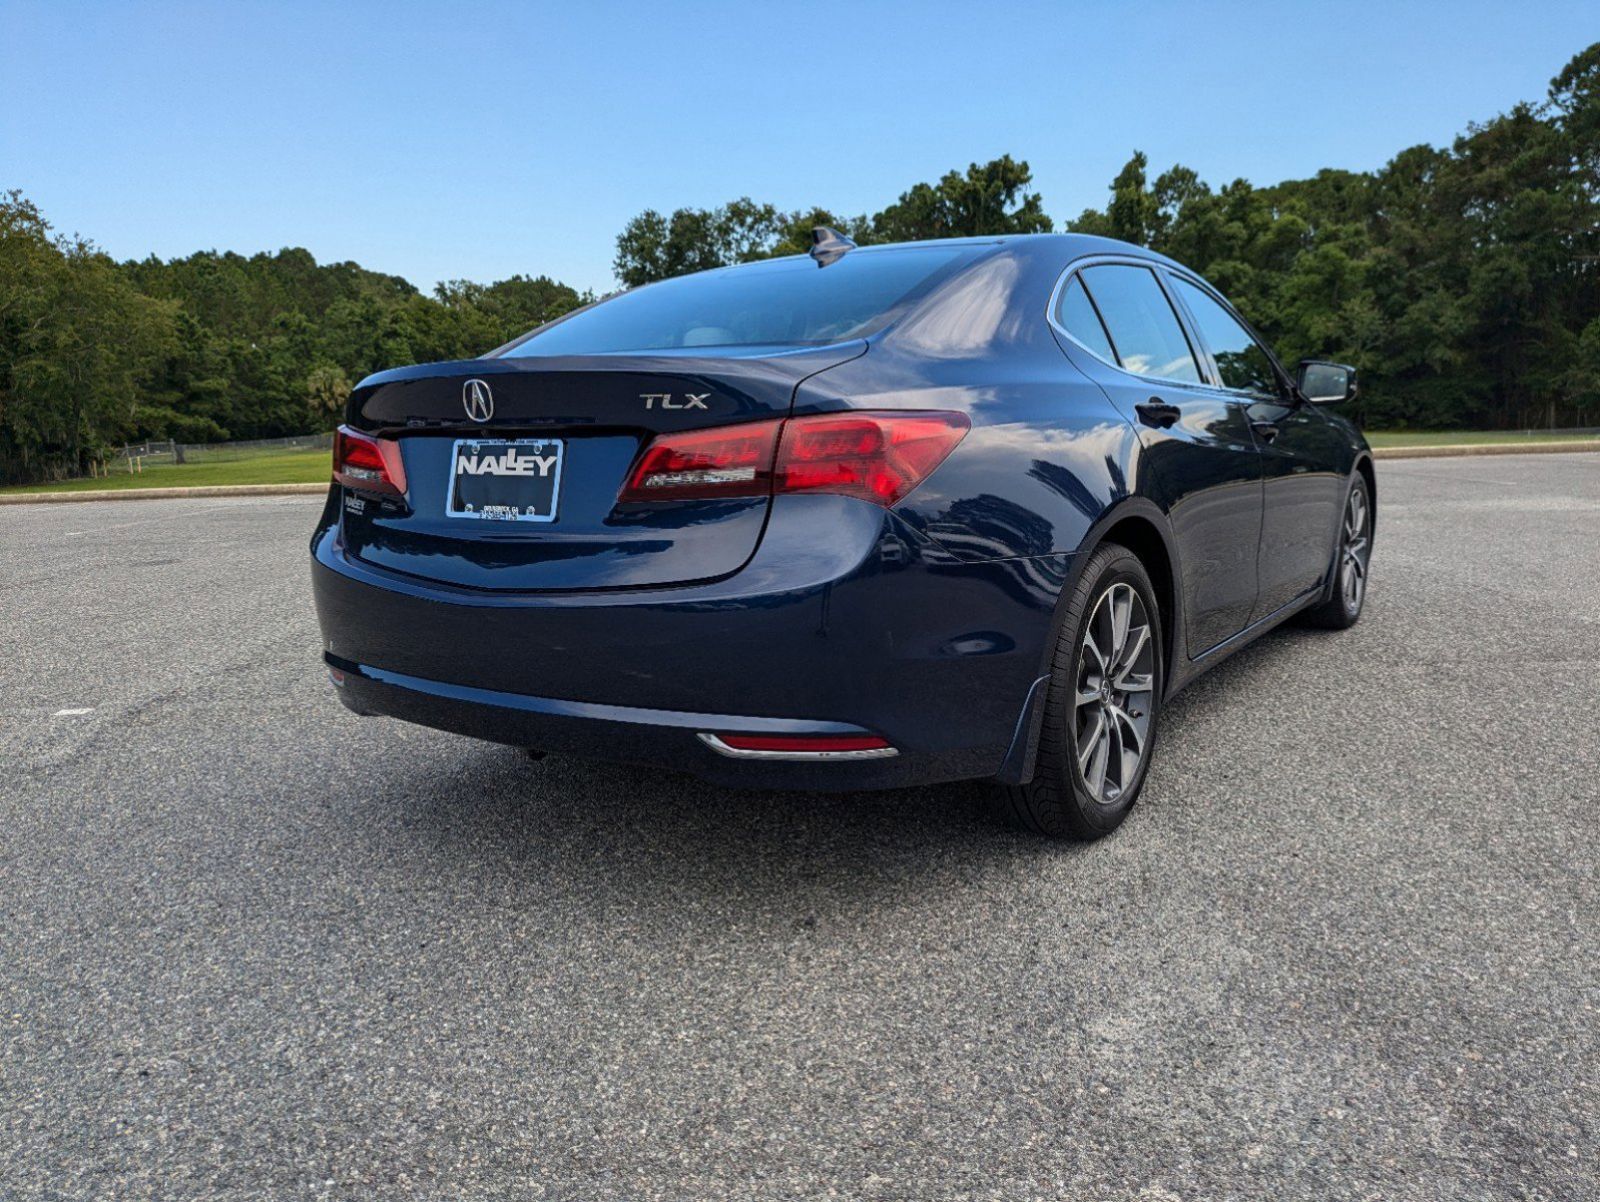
[
  {"xmin": 700, "ymin": 732, "xmax": 897, "ymax": 758},
  {"xmin": 618, "ymin": 420, "xmax": 780, "ymax": 502},
  {"xmin": 715, "ymin": 733, "xmax": 892, "ymax": 753},
  {"xmin": 618, "ymin": 411, "xmax": 968, "ymax": 508},
  {"xmin": 334, "ymin": 425, "xmax": 407, "ymax": 497},
  {"xmin": 776, "ymin": 412, "xmax": 969, "ymax": 507}
]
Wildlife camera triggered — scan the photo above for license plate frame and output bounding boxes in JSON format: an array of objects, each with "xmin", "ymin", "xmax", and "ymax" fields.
[{"xmin": 445, "ymin": 437, "xmax": 565, "ymax": 524}]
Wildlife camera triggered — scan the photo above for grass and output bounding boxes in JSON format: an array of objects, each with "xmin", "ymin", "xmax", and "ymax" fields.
[
  {"xmin": 1364, "ymin": 429, "xmax": 1599, "ymax": 448},
  {"xmin": 1, "ymin": 449, "xmax": 332, "ymax": 494}
]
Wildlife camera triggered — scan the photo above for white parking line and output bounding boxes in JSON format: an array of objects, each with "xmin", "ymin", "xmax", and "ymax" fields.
[{"xmin": 52, "ymin": 707, "xmax": 95, "ymax": 716}]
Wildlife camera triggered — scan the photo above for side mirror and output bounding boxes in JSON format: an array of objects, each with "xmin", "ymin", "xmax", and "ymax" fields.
[{"xmin": 1296, "ymin": 360, "xmax": 1358, "ymax": 405}]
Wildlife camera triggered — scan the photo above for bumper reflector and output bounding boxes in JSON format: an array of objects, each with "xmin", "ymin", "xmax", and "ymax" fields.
[{"xmin": 697, "ymin": 732, "xmax": 899, "ymax": 760}]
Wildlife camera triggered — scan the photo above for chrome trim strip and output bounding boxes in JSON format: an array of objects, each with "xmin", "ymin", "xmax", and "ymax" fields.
[
  {"xmin": 696, "ymin": 733, "xmax": 900, "ymax": 761},
  {"xmin": 1044, "ymin": 253, "xmax": 1217, "ymax": 395}
]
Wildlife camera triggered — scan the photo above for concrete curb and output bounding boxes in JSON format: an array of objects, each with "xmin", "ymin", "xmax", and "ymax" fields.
[
  {"xmin": 1372, "ymin": 440, "xmax": 1600, "ymax": 460},
  {"xmin": 0, "ymin": 482, "xmax": 328, "ymax": 505}
]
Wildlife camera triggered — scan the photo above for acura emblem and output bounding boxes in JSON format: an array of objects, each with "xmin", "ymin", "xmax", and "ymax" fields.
[{"xmin": 463, "ymin": 378, "xmax": 494, "ymax": 422}]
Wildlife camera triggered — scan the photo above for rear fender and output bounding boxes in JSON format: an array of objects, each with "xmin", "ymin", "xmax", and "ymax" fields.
[{"xmin": 997, "ymin": 496, "xmax": 1181, "ymax": 785}]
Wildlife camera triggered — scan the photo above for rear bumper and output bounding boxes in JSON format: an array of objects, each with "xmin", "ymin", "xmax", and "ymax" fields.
[
  {"xmin": 327, "ymin": 659, "xmax": 937, "ymax": 791},
  {"xmin": 311, "ymin": 491, "xmax": 1069, "ymax": 790}
]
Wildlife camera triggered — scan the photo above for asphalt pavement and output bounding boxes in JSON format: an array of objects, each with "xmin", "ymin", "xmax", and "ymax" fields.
[{"xmin": 2, "ymin": 455, "xmax": 1596, "ymax": 1200}]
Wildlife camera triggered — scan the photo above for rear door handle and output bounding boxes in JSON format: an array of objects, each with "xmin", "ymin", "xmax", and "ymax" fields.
[
  {"xmin": 1135, "ymin": 399, "xmax": 1181, "ymax": 429},
  {"xmin": 1251, "ymin": 419, "xmax": 1280, "ymax": 444}
]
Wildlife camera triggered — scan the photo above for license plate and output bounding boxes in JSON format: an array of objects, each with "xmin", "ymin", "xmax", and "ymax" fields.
[{"xmin": 446, "ymin": 438, "xmax": 564, "ymax": 523}]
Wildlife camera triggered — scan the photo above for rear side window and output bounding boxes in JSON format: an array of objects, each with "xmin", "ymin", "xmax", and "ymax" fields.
[
  {"xmin": 1078, "ymin": 265, "xmax": 1201, "ymax": 384},
  {"xmin": 1055, "ymin": 275, "xmax": 1117, "ymax": 363},
  {"xmin": 497, "ymin": 246, "xmax": 975, "ymax": 356},
  {"xmin": 1170, "ymin": 276, "xmax": 1282, "ymax": 396}
]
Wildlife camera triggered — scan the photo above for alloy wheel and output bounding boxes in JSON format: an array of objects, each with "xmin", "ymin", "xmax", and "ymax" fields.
[
  {"xmin": 1340, "ymin": 486, "xmax": 1371, "ymax": 614},
  {"xmin": 1074, "ymin": 582, "xmax": 1156, "ymax": 805}
]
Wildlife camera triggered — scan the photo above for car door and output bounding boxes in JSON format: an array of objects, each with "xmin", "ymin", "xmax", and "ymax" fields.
[
  {"xmin": 1165, "ymin": 273, "xmax": 1345, "ymax": 620},
  {"xmin": 1056, "ymin": 262, "xmax": 1263, "ymax": 656}
]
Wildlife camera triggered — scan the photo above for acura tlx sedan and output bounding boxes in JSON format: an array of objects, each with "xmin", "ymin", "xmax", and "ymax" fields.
[{"xmin": 311, "ymin": 230, "xmax": 1373, "ymax": 839}]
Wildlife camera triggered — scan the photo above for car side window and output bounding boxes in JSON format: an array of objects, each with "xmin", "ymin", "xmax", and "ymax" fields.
[
  {"xmin": 1170, "ymin": 276, "xmax": 1282, "ymax": 397},
  {"xmin": 1077, "ymin": 265, "xmax": 1201, "ymax": 384},
  {"xmin": 1055, "ymin": 275, "xmax": 1117, "ymax": 363}
]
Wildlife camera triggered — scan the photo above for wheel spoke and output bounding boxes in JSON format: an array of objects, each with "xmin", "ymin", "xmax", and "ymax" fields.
[
  {"xmin": 1108, "ymin": 704, "xmax": 1143, "ymax": 757},
  {"xmin": 1119, "ymin": 737, "xmax": 1141, "ymax": 793},
  {"xmin": 1077, "ymin": 708, "xmax": 1105, "ymax": 770},
  {"xmin": 1117, "ymin": 671, "xmax": 1154, "ymax": 694},
  {"xmin": 1081, "ymin": 626, "xmax": 1108, "ymax": 674},
  {"xmin": 1082, "ymin": 718, "xmax": 1110, "ymax": 795},
  {"xmin": 1113, "ymin": 623, "xmax": 1150, "ymax": 681},
  {"xmin": 1109, "ymin": 588, "xmax": 1131, "ymax": 660},
  {"xmin": 1103, "ymin": 715, "xmax": 1124, "ymax": 795}
]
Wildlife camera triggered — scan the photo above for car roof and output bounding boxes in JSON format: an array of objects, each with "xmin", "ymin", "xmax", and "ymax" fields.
[{"xmin": 834, "ymin": 231, "xmax": 1184, "ymax": 271}]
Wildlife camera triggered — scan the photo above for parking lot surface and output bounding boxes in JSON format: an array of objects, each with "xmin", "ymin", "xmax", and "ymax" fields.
[{"xmin": 2, "ymin": 455, "xmax": 1596, "ymax": 1200}]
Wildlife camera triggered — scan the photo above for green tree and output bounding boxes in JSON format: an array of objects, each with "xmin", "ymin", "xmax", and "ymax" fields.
[
  {"xmin": 435, "ymin": 274, "xmax": 589, "ymax": 347},
  {"xmin": 614, "ymin": 205, "xmax": 743, "ymax": 287},
  {"xmin": 871, "ymin": 155, "xmax": 1052, "ymax": 242},
  {"xmin": 1065, "ymin": 43, "xmax": 1600, "ymax": 430},
  {"xmin": 613, "ymin": 197, "xmax": 875, "ymax": 286},
  {"xmin": 0, "ymin": 191, "xmax": 176, "ymax": 483},
  {"xmin": 1105, "ymin": 151, "xmax": 1160, "ymax": 246},
  {"xmin": 6, "ymin": 38, "xmax": 1600, "ymax": 484},
  {"xmin": 305, "ymin": 361, "xmax": 352, "ymax": 422},
  {"xmin": 612, "ymin": 156, "xmax": 1051, "ymax": 286}
]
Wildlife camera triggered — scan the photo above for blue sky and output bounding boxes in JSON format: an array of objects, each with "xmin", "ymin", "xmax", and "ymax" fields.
[{"xmin": 2, "ymin": 1, "xmax": 1593, "ymax": 295}]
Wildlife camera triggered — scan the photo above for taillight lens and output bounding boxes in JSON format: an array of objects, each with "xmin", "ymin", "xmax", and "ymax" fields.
[
  {"xmin": 714, "ymin": 733, "xmax": 892, "ymax": 753},
  {"xmin": 618, "ymin": 420, "xmax": 780, "ymax": 502},
  {"xmin": 618, "ymin": 411, "xmax": 968, "ymax": 508},
  {"xmin": 776, "ymin": 412, "xmax": 969, "ymax": 506},
  {"xmin": 334, "ymin": 425, "xmax": 407, "ymax": 497}
]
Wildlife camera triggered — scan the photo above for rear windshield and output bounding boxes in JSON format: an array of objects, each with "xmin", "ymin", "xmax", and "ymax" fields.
[{"xmin": 496, "ymin": 246, "xmax": 976, "ymax": 356}]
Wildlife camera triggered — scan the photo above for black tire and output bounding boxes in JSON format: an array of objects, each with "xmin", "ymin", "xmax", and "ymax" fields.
[
  {"xmin": 1300, "ymin": 473, "xmax": 1372, "ymax": 631},
  {"xmin": 999, "ymin": 541, "xmax": 1164, "ymax": 840}
]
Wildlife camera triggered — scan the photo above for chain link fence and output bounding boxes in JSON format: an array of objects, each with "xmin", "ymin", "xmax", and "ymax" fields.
[{"xmin": 117, "ymin": 432, "xmax": 334, "ymax": 467}]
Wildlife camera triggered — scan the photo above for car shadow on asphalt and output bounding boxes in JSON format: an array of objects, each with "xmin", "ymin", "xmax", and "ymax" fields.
[{"xmin": 371, "ymin": 622, "xmax": 1329, "ymax": 905}]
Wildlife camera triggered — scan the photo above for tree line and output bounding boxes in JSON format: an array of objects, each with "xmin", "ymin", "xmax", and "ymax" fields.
[
  {"xmin": 0, "ymin": 198, "xmax": 588, "ymax": 484},
  {"xmin": 615, "ymin": 44, "xmax": 1600, "ymax": 435},
  {"xmin": 2, "ymin": 42, "xmax": 1596, "ymax": 485}
]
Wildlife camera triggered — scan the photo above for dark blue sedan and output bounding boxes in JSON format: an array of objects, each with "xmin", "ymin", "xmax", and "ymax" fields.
[{"xmin": 311, "ymin": 231, "xmax": 1373, "ymax": 838}]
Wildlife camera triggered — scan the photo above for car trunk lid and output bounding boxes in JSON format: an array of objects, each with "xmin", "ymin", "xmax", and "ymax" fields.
[{"xmin": 337, "ymin": 343, "xmax": 864, "ymax": 591}]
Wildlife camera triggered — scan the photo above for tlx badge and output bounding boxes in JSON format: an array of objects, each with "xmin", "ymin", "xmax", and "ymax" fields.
[{"xmin": 641, "ymin": 392, "xmax": 709, "ymax": 410}]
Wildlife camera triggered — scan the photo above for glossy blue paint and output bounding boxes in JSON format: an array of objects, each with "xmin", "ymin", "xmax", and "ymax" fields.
[{"xmin": 310, "ymin": 232, "xmax": 1370, "ymax": 788}]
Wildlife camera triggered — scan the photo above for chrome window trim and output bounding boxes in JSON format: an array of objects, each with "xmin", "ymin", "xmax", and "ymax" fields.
[{"xmin": 1045, "ymin": 255, "xmax": 1214, "ymax": 394}]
